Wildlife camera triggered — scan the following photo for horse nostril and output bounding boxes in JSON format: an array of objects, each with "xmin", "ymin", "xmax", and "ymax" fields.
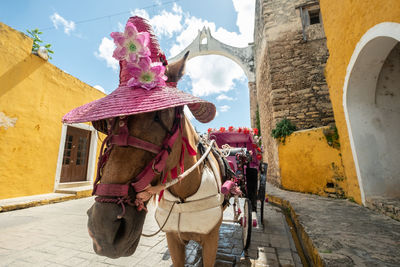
[{"xmin": 88, "ymin": 229, "xmax": 102, "ymax": 252}]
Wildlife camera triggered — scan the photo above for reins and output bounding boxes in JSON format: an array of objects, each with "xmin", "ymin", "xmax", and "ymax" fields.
[
  {"xmin": 141, "ymin": 202, "xmax": 176, "ymax": 237},
  {"xmin": 141, "ymin": 140, "xmax": 216, "ymax": 237},
  {"xmin": 162, "ymin": 140, "xmax": 215, "ymax": 190}
]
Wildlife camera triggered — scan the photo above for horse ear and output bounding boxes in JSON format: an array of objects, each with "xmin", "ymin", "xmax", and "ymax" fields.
[{"xmin": 165, "ymin": 51, "xmax": 190, "ymax": 83}]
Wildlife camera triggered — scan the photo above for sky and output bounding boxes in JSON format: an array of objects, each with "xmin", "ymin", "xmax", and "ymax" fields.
[{"xmin": 0, "ymin": 0, "xmax": 255, "ymax": 133}]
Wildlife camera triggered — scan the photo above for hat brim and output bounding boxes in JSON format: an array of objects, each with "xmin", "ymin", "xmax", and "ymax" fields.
[{"xmin": 62, "ymin": 85, "xmax": 216, "ymax": 124}]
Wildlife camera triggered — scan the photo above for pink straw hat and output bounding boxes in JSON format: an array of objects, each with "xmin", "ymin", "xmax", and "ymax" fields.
[{"xmin": 62, "ymin": 16, "xmax": 216, "ymax": 124}]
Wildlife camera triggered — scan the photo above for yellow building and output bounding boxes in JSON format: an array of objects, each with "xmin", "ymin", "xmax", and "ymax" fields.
[
  {"xmin": 0, "ymin": 23, "xmax": 105, "ymax": 200},
  {"xmin": 255, "ymin": 0, "xmax": 400, "ymax": 208},
  {"xmin": 319, "ymin": 0, "xmax": 400, "ymax": 205}
]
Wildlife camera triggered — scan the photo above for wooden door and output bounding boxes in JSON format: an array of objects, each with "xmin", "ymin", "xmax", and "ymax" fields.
[{"xmin": 60, "ymin": 126, "xmax": 91, "ymax": 183}]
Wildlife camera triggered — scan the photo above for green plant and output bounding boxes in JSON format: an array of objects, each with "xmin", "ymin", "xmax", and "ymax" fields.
[
  {"xmin": 255, "ymin": 106, "xmax": 261, "ymax": 136},
  {"xmin": 271, "ymin": 118, "xmax": 296, "ymax": 144},
  {"xmin": 348, "ymin": 197, "xmax": 356, "ymax": 203},
  {"xmin": 323, "ymin": 125, "xmax": 340, "ymax": 149},
  {"xmin": 26, "ymin": 28, "xmax": 54, "ymax": 59}
]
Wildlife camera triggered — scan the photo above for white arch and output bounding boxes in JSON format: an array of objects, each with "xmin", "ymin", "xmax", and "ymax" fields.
[
  {"xmin": 168, "ymin": 27, "xmax": 255, "ymax": 82},
  {"xmin": 343, "ymin": 22, "xmax": 400, "ymax": 204}
]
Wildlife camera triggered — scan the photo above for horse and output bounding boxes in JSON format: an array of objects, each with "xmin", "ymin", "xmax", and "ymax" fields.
[{"xmin": 86, "ymin": 53, "xmax": 225, "ymax": 267}]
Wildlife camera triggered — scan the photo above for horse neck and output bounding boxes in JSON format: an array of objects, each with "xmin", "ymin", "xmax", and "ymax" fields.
[{"xmin": 165, "ymin": 115, "xmax": 202, "ymax": 200}]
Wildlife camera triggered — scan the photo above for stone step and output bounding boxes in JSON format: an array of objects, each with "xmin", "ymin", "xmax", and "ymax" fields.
[
  {"xmin": 57, "ymin": 181, "xmax": 91, "ymax": 189},
  {"xmin": 55, "ymin": 185, "xmax": 92, "ymax": 195}
]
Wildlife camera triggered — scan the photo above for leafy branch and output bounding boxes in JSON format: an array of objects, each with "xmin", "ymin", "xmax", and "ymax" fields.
[
  {"xmin": 26, "ymin": 28, "xmax": 54, "ymax": 59},
  {"xmin": 271, "ymin": 118, "xmax": 296, "ymax": 144}
]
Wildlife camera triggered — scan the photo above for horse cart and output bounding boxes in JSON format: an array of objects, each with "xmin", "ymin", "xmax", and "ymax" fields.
[{"xmin": 208, "ymin": 128, "xmax": 267, "ymax": 250}]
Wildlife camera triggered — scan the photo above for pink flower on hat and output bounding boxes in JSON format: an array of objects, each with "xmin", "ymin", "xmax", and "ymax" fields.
[
  {"xmin": 126, "ymin": 57, "xmax": 167, "ymax": 90},
  {"xmin": 110, "ymin": 22, "xmax": 150, "ymax": 62}
]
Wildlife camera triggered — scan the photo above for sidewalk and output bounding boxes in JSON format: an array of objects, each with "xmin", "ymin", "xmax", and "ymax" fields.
[
  {"xmin": 0, "ymin": 187, "xmax": 92, "ymax": 212},
  {"xmin": 265, "ymin": 182, "xmax": 400, "ymax": 266}
]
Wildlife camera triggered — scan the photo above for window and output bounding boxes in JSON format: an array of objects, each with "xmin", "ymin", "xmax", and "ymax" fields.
[
  {"xmin": 62, "ymin": 134, "xmax": 73, "ymax": 165},
  {"xmin": 301, "ymin": 6, "xmax": 321, "ymax": 27},
  {"xmin": 308, "ymin": 9, "xmax": 320, "ymax": 25},
  {"xmin": 297, "ymin": 3, "xmax": 322, "ymax": 41}
]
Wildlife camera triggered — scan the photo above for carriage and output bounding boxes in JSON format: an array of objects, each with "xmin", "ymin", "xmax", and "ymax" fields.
[{"xmin": 208, "ymin": 127, "xmax": 267, "ymax": 250}]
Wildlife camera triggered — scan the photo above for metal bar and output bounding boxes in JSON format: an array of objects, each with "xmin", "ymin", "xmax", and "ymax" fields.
[{"xmin": 299, "ymin": 7, "xmax": 307, "ymax": 41}]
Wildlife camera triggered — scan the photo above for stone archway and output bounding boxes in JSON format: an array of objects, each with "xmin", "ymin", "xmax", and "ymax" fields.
[
  {"xmin": 168, "ymin": 27, "xmax": 257, "ymax": 126},
  {"xmin": 343, "ymin": 22, "xmax": 400, "ymax": 204}
]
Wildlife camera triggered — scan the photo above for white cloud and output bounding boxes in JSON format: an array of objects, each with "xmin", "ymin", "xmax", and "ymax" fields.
[
  {"xmin": 131, "ymin": 4, "xmax": 182, "ymax": 38},
  {"xmin": 93, "ymin": 85, "xmax": 105, "ymax": 93},
  {"xmin": 150, "ymin": 10, "xmax": 182, "ymax": 37},
  {"xmin": 186, "ymin": 55, "xmax": 245, "ymax": 97},
  {"xmin": 50, "ymin": 13, "xmax": 75, "ymax": 35},
  {"xmin": 183, "ymin": 105, "xmax": 194, "ymax": 120},
  {"xmin": 118, "ymin": 22, "xmax": 124, "ymax": 32},
  {"xmin": 172, "ymin": 3, "xmax": 183, "ymax": 14},
  {"xmin": 216, "ymin": 94, "xmax": 234, "ymax": 101},
  {"xmin": 94, "ymin": 37, "xmax": 118, "ymax": 70},
  {"xmin": 130, "ymin": 9, "xmax": 150, "ymax": 20},
  {"xmin": 220, "ymin": 105, "xmax": 231, "ymax": 112},
  {"xmin": 232, "ymin": 0, "xmax": 255, "ymax": 43}
]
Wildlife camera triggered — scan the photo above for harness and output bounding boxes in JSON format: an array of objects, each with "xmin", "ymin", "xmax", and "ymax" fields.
[
  {"xmin": 93, "ymin": 105, "xmax": 191, "ymax": 217},
  {"xmin": 155, "ymin": 152, "xmax": 223, "ymax": 235}
]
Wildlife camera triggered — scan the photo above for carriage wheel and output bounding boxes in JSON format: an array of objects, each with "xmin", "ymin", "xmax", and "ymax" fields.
[{"xmin": 242, "ymin": 198, "xmax": 252, "ymax": 250}]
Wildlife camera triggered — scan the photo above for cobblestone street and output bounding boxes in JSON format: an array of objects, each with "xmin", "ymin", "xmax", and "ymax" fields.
[{"xmin": 0, "ymin": 197, "xmax": 302, "ymax": 266}]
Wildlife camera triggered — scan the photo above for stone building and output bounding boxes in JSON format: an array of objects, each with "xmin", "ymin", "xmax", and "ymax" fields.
[{"xmin": 254, "ymin": 0, "xmax": 335, "ymax": 185}]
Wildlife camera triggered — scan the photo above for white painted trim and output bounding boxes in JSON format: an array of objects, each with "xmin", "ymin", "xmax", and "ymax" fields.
[
  {"xmin": 342, "ymin": 22, "xmax": 400, "ymax": 205},
  {"xmin": 54, "ymin": 123, "xmax": 98, "ymax": 191},
  {"xmin": 54, "ymin": 124, "xmax": 68, "ymax": 191},
  {"xmin": 86, "ymin": 127, "xmax": 98, "ymax": 184}
]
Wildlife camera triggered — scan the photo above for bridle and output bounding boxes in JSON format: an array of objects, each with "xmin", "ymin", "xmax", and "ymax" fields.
[{"xmin": 93, "ymin": 105, "xmax": 185, "ymax": 217}]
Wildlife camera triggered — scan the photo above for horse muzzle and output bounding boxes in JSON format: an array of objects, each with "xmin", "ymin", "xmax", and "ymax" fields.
[{"xmin": 87, "ymin": 201, "xmax": 147, "ymax": 258}]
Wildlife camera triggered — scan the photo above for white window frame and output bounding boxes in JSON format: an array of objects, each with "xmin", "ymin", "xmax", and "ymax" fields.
[{"xmin": 54, "ymin": 123, "xmax": 98, "ymax": 190}]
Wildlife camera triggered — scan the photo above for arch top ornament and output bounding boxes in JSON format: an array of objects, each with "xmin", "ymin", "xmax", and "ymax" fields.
[{"xmin": 168, "ymin": 27, "xmax": 255, "ymax": 82}]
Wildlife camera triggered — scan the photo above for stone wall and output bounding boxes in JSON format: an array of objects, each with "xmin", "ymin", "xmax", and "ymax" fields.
[
  {"xmin": 254, "ymin": 0, "xmax": 335, "ymax": 185},
  {"xmin": 248, "ymin": 82, "xmax": 258, "ymax": 128}
]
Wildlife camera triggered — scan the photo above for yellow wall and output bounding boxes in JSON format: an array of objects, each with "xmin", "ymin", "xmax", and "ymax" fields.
[
  {"xmin": 278, "ymin": 127, "xmax": 345, "ymax": 197},
  {"xmin": 319, "ymin": 0, "xmax": 400, "ymax": 203},
  {"xmin": 0, "ymin": 23, "xmax": 105, "ymax": 199}
]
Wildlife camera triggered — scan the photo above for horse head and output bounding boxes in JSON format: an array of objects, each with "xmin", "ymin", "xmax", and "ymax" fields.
[{"xmin": 86, "ymin": 52, "xmax": 192, "ymax": 258}]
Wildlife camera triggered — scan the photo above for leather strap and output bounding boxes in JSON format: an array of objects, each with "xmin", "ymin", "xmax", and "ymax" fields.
[
  {"xmin": 158, "ymin": 193, "xmax": 224, "ymax": 213},
  {"xmin": 109, "ymin": 116, "xmax": 161, "ymax": 154},
  {"xmin": 110, "ymin": 135, "xmax": 161, "ymax": 154},
  {"xmin": 95, "ymin": 183, "xmax": 129, "ymax": 197},
  {"xmin": 131, "ymin": 115, "xmax": 182, "ymax": 192}
]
